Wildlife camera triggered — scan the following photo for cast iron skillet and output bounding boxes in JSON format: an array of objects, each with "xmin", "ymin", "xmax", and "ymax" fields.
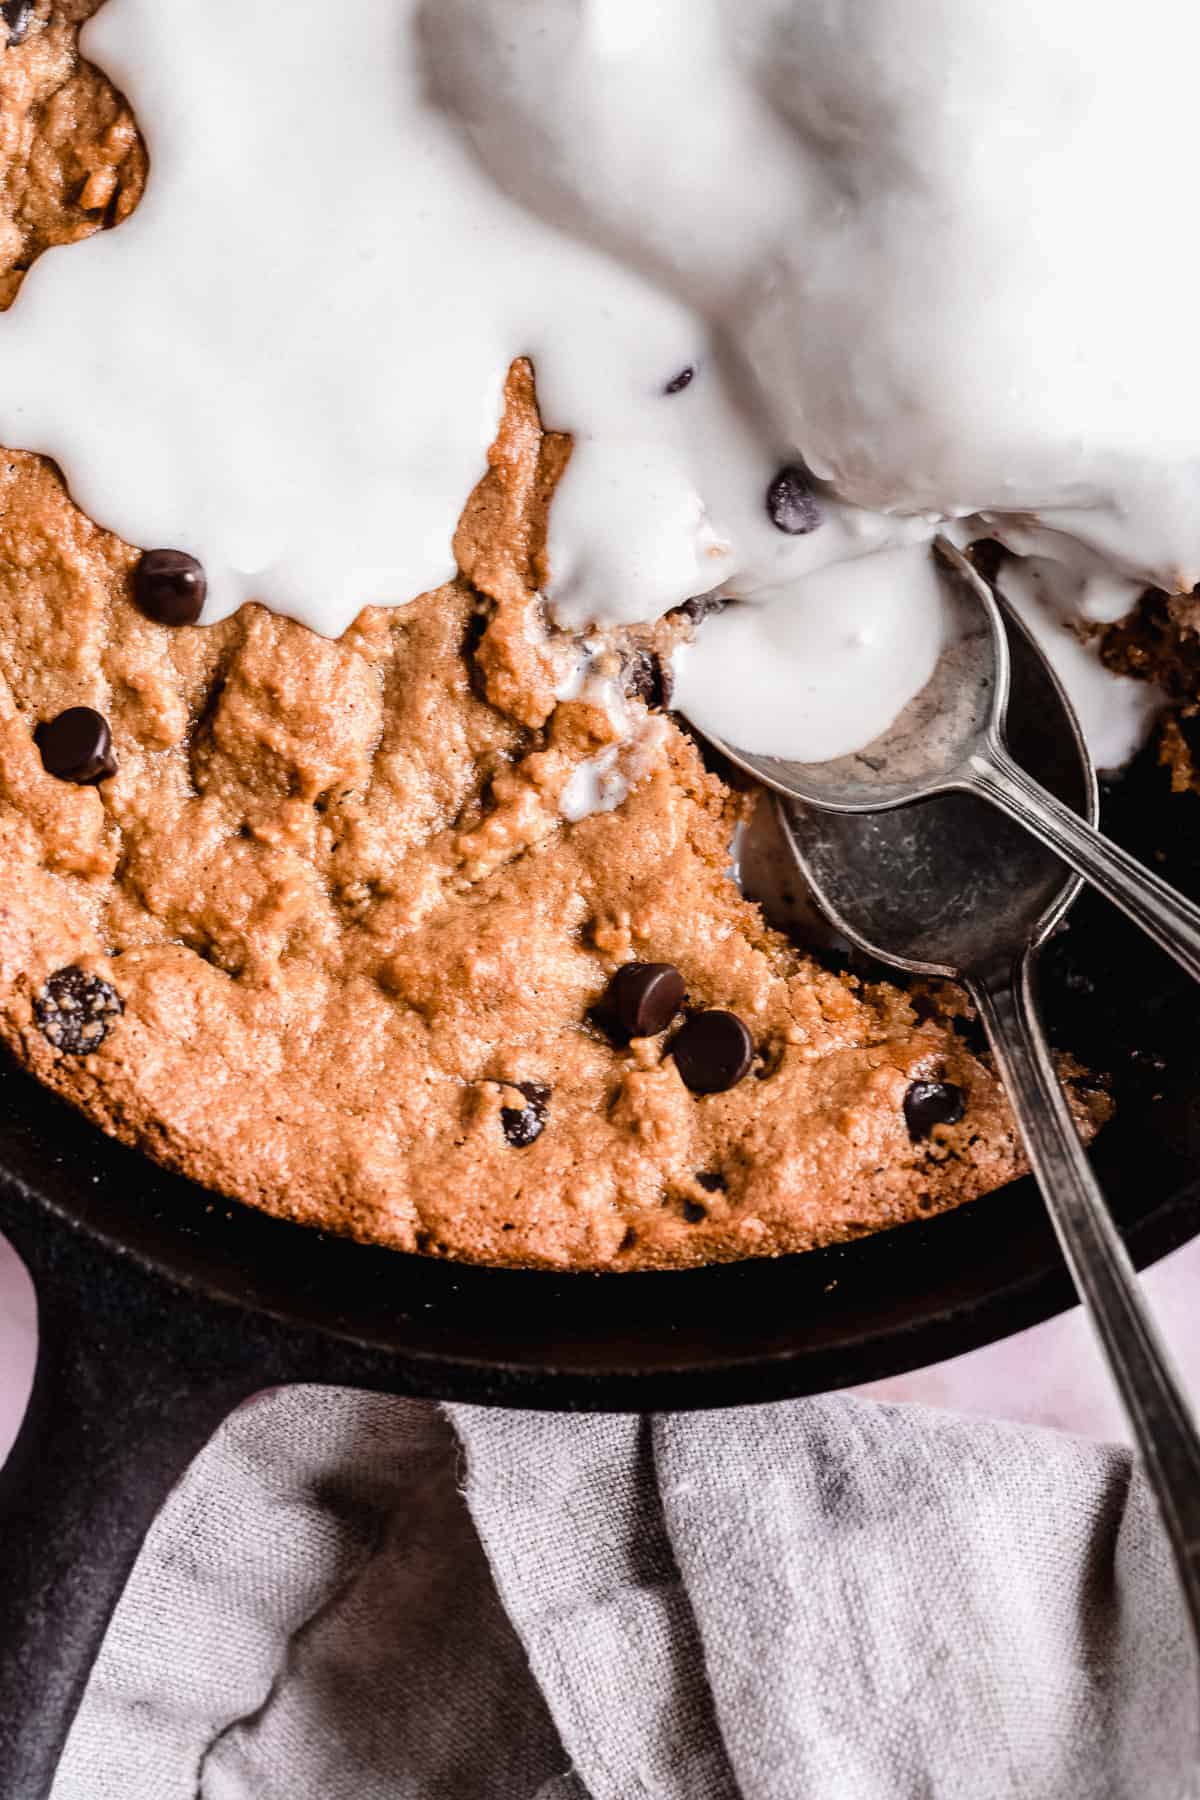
[{"xmin": 2, "ymin": 665, "xmax": 1200, "ymax": 1793}]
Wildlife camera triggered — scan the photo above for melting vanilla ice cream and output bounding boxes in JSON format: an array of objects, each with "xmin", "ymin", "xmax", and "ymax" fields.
[{"xmin": 0, "ymin": 0, "xmax": 1193, "ymax": 764}]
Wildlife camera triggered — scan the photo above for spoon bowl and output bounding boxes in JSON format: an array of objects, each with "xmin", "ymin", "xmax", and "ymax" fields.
[
  {"xmin": 776, "ymin": 599, "xmax": 1089, "ymax": 975},
  {"xmin": 707, "ymin": 537, "xmax": 1005, "ymax": 814}
]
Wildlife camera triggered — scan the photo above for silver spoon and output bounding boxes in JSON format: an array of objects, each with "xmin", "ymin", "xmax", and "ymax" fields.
[
  {"xmin": 704, "ymin": 536, "xmax": 1200, "ymax": 986},
  {"xmin": 768, "ymin": 604, "xmax": 1200, "ymax": 1668}
]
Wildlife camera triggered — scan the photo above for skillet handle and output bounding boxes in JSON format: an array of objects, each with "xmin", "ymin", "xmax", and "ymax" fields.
[
  {"xmin": 0, "ymin": 1177, "xmax": 410, "ymax": 1798},
  {"xmin": 0, "ymin": 1181, "xmax": 271, "ymax": 1799}
]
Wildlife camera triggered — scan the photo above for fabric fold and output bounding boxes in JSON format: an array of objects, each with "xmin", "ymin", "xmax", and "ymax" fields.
[
  {"xmin": 48, "ymin": 1387, "xmax": 1199, "ymax": 1800},
  {"xmin": 653, "ymin": 1399, "xmax": 1194, "ymax": 1799},
  {"xmin": 450, "ymin": 1407, "xmax": 741, "ymax": 1800},
  {"xmin": 53, "ymin": 1389, "xmax": 568, "ymax": 1800}
]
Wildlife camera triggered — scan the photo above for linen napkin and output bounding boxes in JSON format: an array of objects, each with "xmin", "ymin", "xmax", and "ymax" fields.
[{"xmin": 49, "ymin": 1386, "xmax": 1198, "ymax": 1800}]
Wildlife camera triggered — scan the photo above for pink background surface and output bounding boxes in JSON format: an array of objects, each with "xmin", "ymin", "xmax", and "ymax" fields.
[{"xmin": 2, "ymin": 1220, "xmax": 1199, "ymax": 1467}]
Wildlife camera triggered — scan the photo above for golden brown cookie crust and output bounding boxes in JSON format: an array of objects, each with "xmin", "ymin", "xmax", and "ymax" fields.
[{"xmin": 0, "ymin": 7, "xmax": 1112, "ymax": 1270}]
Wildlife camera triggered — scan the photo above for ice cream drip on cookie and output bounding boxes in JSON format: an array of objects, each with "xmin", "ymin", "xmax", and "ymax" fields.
[{"xmin": 1, "ymin": 0, "xmax": 1193, "ymax": 764}]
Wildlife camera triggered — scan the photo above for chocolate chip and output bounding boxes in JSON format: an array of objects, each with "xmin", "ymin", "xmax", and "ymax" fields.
[
  {"xmin": 34, "ymin": 965, "xmax": 123, "ymax": 1055},
  {"xmin": 675, "ymin": 590, "xmax": 726, "ymax": 626},
  {"xmin": 682, "ymin": 1199, "xmax": 707, "ymax": 1224},
  {"xmin": 968, "ymin": 537, "xmax": 1007, "ymax": 584},
  {"xmin": 622, "ymin": 649, "xmax": 667, "ymax": 709},
  {"xmin": 695, "ymin": 1169, "xmax": 726, "ymax": 1193},
  {"xmin": 664, "ymin": 366, "xmax": 694, "ymax": 395},
  {"xmin": 671, "ymin": 1010, "xmax": 753, "ymax": 1094},
  {"xmin": 3, "ymin": 1, "xmax": 33, "ymax": 46},
  {"xmin": 903, "ymin": 1079, "xmax": 966, "ymax": 1140},
  {"xmin": 133, "ymin": 548, "xmax": 207, "ymax": 626},
  {"xmin": 34, "ymin": 707, "xmax": 116, "ymax": 784},
  {"xmin": 605, "ymin": 963, "xmax": 686, "ymax": 1039},
  {"xmin": 501, "ymin": 1080, "xmax": 550, "ymax": 1148},
  {"xmin": 766, "ymin": 463, "xmax": 823, "ymax": 535}
]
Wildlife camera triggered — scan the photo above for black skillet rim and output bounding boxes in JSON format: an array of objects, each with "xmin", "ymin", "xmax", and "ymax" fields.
[{"xmin": 3, "ymin": 1037, "xmax": 1198, "ymax": 1413}]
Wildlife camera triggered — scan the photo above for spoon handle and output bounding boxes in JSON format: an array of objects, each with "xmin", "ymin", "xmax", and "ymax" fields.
[
  {"xmin": 969, "ymin": 745, "xmax": 1200, "ymax": 985},
  {"xmin": 972, "ymin": 958, "xmax": 1200, "ymax": 1666}
]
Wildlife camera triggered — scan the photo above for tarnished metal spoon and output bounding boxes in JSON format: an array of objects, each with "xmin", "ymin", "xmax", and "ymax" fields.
[
  {"xmin": 704, "ymin": 536, "xmax": 1200, "ymax": 987},
  {"xmin": 768, "ymin": 604, "xmax": 1200, "ymax": 1669}
]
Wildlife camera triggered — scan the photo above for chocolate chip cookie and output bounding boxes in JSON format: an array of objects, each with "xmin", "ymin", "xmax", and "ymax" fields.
[{"xmin": 0, "ymin": 4, "xmax": 1113, "ymax": 1269}]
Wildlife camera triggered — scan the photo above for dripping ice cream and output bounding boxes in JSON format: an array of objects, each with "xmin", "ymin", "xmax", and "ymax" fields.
[
  {"xmin": 428, "ymin": 0, "xmax": 1186, "ymax": 766},
  {"xmin": 0, "ymin": 0, "xmax": 1185, "ymax": 766}
]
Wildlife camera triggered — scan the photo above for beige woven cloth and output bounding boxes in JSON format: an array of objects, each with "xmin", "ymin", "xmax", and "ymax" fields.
[{"xmin": 50, "ymin": 1388, "xmax": 1197, "ymax": 1799}]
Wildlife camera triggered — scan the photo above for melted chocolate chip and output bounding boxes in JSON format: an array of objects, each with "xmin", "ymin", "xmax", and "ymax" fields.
[
  {"xmin": 501, "ymin": 1080, "xmax": 550, "ymax": 1148},
  {"xmin": 604, "ymin": 963, "xmax": 686, "ymax": 1040},
  {"xmin": 3, "ymin": 1, "xmax": 32, "ymax": 46},
  {"xmin": 968, "ymin": 537, "xmax": 1007, "ymax": 584},
  {"xmin": 34, "ymin": 707, "xmax": 116, "ymax": 784},
  {"xmin": 664, "ymin": 366, "xmax": 695, "ymax": 395},
  {"xmin": 622, "ymin": 648, "xmax": 667, "ymax": 709},
  {"xmin": 675, "ymin": 591, "xmax": 726, "ymax": 626},
  {"xmin": 134, "ymin": 548, "xmax": 207, "ymax": 626},
  {"xmin": 903, "ymin": 1079, "xmax": 966, "ymax": 1141},
  {"xmin": 672, "ymin": 1010, "xmax": 753, "ymax": 1095},
  {"xmin": 34, "ymin": 965, "xmax": 123, "ymax": 1055},
  {"xmin": 766, "ymin": 463, "xmax": 823, "ymax": 535}
]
